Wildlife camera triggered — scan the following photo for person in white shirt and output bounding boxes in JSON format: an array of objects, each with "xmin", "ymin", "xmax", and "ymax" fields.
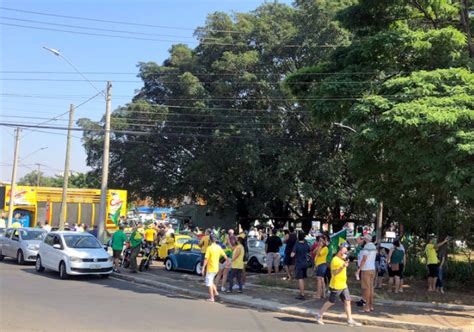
[
  {"xmin": 42, "ymin": 221, "xmax": 52, "ymax": 232},
  {"xmin": 357, "ymin": 235, "xmax": 377, "ymax": 312},
  {"xmin": 75, "ymin": 224, "xmax": 84, "ymax": 232},
  {"xmin": 0, "ymin": 212, "xmax": 6, "ymax": 229}
]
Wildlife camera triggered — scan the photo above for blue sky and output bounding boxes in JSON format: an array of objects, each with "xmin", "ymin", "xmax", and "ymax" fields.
[{"xmin": 0, "ymin": 0, "xmax": 292, "ymax": 182}]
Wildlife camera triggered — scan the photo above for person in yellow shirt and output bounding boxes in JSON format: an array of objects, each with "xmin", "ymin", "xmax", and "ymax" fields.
[
  {"xmin": 202, "ymin": 233, "xmax": 228, "ymax": 302},
  {"xmin": 199, "ymin": 229, "xmax": 210, "ymax": 263},
  {"xmin": 314, "ymin": 235, "xmax": 329, "ymax": 299},
  {"xmin": 425, "ymin": 235, "xmax": 449, "ymax": 292},
  {"xmin": 144, "ymin": 225, "xmax": 157, "ymax": 246},
  {"xmin": 315, "ymin": 243, "xmax": 361, "ymax": 327},
  {"xmin": 227, "ymin": 237, "xmax": 245, "ymax": 293},
  {"xmin": 166, "ymin": 233, "xmax": 176, "ymax": 255}
]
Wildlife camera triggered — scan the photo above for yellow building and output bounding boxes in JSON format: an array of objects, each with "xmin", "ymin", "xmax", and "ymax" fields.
[{"xmin": 0, "ymin": 185, "xmax": 127, "ymax": 229}]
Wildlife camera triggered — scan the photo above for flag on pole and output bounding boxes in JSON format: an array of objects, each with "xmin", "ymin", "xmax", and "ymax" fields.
[{"xmin": 327, "ymin": 228, "xmax": 347, "ymax": 263}]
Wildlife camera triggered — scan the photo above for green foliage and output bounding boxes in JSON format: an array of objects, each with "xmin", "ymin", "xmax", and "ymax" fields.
[{"xmin": 18, "ymin": 170, "xmax": 100, "ymax": 189}]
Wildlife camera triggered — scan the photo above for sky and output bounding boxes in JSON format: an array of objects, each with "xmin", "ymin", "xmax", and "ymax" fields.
[{"xmin": 0, "ymin": 0, "xmax": 292, "ymax": 182}]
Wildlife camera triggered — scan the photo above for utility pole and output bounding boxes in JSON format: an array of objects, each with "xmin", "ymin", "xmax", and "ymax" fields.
[
  {"xmin": 98, "ymin": 81, "xmax": 112, "ymax": 243},
  {"xmin": 59, "ymin": 104, "xmax": 75, "ymax": 230},
  {"xmin": 7, "ymin": 128, "xmax": 21, "ymax": 227},
  {"xmin": 36, "ymin": 163, "xmax": 41, "ymax": 186}
]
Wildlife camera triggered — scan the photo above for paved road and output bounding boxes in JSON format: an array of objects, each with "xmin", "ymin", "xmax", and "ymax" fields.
[{"xmin": 0, "ymin": 260, "xmax": 398, "ymax": 332}]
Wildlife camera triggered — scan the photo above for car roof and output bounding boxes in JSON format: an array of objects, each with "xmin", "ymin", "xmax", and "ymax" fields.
[
  {"xmin": 6, "ymin": 227, "xmax": 46, "ymax": 232},
  {"xmin": 50, "ymin": 231, "xmax": 93, "ymax": 236}
]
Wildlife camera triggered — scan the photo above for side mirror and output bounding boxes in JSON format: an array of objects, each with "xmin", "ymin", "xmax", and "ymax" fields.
[{"xmin": 53, "ymin": 244, "xmax": 62, "ymax": 250}]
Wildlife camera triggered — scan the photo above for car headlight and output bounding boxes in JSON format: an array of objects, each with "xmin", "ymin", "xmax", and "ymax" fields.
[
  {"xmin": 27, "ymin": 244, "xmax": 39, "ymax": 250},
  {"xmin": 70, "ymin": 256, "xmax": 82, "ymax": 262}
]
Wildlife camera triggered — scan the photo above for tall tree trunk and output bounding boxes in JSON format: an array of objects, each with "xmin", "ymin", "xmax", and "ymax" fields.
[{"xmin": 460, "ymin": 0, "xmax": 474, "ymax": 58}]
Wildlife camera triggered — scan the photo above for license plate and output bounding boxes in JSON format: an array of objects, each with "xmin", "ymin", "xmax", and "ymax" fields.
[{"xmin": 91, "ymin": 264, "xmax": 101, "ymax": 269}]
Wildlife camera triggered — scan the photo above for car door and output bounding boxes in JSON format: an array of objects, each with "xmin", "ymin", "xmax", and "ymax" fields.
[
  {"xmin": 1, "ymin": 229, "xmax": 13, "ymax": 256},
  {"xmin": 10, "ymin": 230, "xmax": 21, "ymax": 257},
  {"xmin": 41, "ymin": 234, "xmax": 55, "ymax": 268},
  {"xmin": 49, "ymin": 235, "xmax": 64, "ymax": 271}
]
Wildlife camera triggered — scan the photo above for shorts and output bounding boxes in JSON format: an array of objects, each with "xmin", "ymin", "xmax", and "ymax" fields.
[
  {"xmin": 328, "ymin": 287, "xmax": 351, "ymax": 304},
  {"xmin": 295, "ymin": 266, "xmax": 307, "ymax": 279},
  {"xmin": 266, "ymin": 252, "xmax": 280, "ymax": 268},
  {"xmin": 283, "ymin": 254, "xmax": 295, "ymax": 266},
  {"xmin": 219, "ymin": 258, "xmax": 231, "ymax": 270},
  {"xmin": 377, "ymin": 269, "xmax": 386, "ymax": 277},
  {"xmin": 428, "ymin": 264, "xmax": 439, "ymax": 278},
  {"xmin": 113, "ymin": 250, "xmax": 122, "ymax": 259},
  {"xmin": 315, "ymin": 263, "xmax": 327, "ymax": 277},
  {"xmin": 388, "ymin": 265, "xmax": 401, "ymax": 277},
  {"xmin": 361, "ymin": 270, "xmax": 375, "ymax": 290},
  {"xmin": 205, "ymin": 272, "xmax": 217, "ymax": 287}
]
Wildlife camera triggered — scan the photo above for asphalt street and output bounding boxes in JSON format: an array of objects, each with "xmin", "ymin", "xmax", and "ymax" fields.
[{"xmin": 0, "ymin": 260, "xmax": 400, "ymax": 332}]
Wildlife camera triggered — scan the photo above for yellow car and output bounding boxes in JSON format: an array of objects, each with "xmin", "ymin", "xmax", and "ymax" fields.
[{"xmin": 157, "ymin": 234, "xmax": 192, "ymax": 260}]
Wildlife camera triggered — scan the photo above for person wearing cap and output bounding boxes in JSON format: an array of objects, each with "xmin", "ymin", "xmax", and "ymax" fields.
[
  {"xmin": 202, "ymin": 233, "xmax": 228, "ymax": 302},
  {"xmin": 315, "ymin": 243, "xmax": 361, "ymax": 327},
  {"xmin": 357, "ymin": 234, "xmax": 377, "ymax": 312},
  {"xmin": 425, "ymin": 235, "xmax": 449, "ymax": 292}
]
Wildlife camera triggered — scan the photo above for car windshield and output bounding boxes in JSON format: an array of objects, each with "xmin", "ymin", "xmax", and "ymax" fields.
[
  {"xmin": 21, "ymin": 230, "xmax": 46, "ymax": 240},
  {"xmin": 63, "ymin": 235, "xmax": 101, "ymax": 249},
  {"xmin": 177, "ymin": 237, "xmax": 189, "ymax": 245}
]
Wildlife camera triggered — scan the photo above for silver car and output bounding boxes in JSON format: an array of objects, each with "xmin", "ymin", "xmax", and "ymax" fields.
[{"xmin": 0, "ymin": 228, "xmax": 47, "ymax": 264}]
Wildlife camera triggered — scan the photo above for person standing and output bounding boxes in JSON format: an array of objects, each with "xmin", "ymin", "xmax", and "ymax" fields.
[
  {"xmin": 0, "ymin": 212, "xmax": 6, "ymax": 229},
  {"xmin": 202, "ymin": 234, "xmax": 228, "ymax": 302},
  {"xmin": 375, "ymin": 247, "xmax": 388, "ymax": 289},
  {"xmin": 357, "ymin": 235, "xmax": 377, "ymax": 312},
  {"xmin": 265, "ymin": 228, "xmax": 282, "ymax": 276},
  {"xmin": 129, "ymin": 225, "xmax": 143, "ymax": 273},
  {"xmin": 315, "ymin": 244, "xmax": 361, "ymax": 327},
  {"xmin": 291, "ymin": 232, "xmax": 310, "ymax": 300},
  {"xmin": 435, "ymin": 254, "xmax": 446, "ymax": 294},
  {"xmin": 111, "ymin": 225, "xmax": 128, "ymax": 273},
  {"xmin": 227, "ymin": 237, "xmax": 245, "ymax": 293},
  {"xmin": 388, "ymin": 240, "xmax": 405, "ymax": 293},
  {"xmin": 425, "ymin": 236, "xmax": 449, "ymax": 292},
  {"xmin": 314, "ymin": 235, "xmax": 329, "ymax": 299},
  {"xmin": 199, "ymin": 229, "xmax": 210, "ymax": 263},
  {"xmin": 144, "ymin": 224, "xmax": 157, "ymax": 246},
  {"xmin": 42, "ymin": 221, "xmax": 52, "ymax": 232},
  {"xmin": 283, "ymin": 227, "xmax": 297, "ymax": 281}
]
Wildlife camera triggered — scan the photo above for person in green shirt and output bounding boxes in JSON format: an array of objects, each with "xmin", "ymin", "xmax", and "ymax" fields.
[
  {"xmin": 111, "ymin": 225, "xmax": 128, "ymax": 273},
  {"xmin": 129, "ymin": 224, "xmax": 144, "ymax": 273}
]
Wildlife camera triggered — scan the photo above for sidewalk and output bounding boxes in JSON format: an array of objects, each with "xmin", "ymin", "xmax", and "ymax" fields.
[{"xmin": 113, "ymin": 264, "xmax": 474, "ymax": 332}]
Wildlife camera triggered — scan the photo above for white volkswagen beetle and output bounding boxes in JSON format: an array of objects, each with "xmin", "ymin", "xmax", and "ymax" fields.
[{"xmin": 35, "ymin": 231, "xmax": 113, "ymax": 279}]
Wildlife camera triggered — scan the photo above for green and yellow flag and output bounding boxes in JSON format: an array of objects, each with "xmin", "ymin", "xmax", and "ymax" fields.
[{"xmin": 327, "ymin": 228, "xmax": 347, "ymax": 263}]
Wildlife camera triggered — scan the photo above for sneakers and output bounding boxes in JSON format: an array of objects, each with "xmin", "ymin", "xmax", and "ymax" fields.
[
  {"xmin": 347, "ymin": 320, "xmax": 362, "ymax": 327},
  {"xmin": 221, "ymin": 286, "xmax": 226, "ymax": 292},
  {"xmin": 315, "ymin": 313, "xmax": 324, "ymax": 325},
  {"xmin": 295, "ymin": 294, "xmax": 306, "ymax": 300}
]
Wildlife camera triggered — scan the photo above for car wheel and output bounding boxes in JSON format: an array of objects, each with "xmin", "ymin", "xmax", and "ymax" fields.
[
  {"xmin": 0, "ymin": 250, "xmax": 4, "ymax": 261},
  {"xmin": 35, "ymin": 256, "xmax": 45, "ymax": 272},
  {"xmin": 164, "ymin": 258, "xmax": 173, "ymax": 271},
  {"xmin": 194, "ymin": 261, "xmax": 202, "ymax": 275},
  {"xmin": 59, "ymin": 261, "xmax": 68, "ymax": 280},
  {"xmin": 17, "ymin": 250, "xmax": 25, "ymax": 265}
]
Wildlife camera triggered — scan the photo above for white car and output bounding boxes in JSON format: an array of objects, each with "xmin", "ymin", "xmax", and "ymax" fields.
[
  {"xmin": 0, "ymin": 228, "xmax": 47, "ymax": 264},
  {"xmin": 35, "ymin": 231, "xmax": 113, "ymax": 279}
]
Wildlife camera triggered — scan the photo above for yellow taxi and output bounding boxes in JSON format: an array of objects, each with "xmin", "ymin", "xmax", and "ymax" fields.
[{"xmin": 157, "ymin": 234, "xmax": 192, "ymax": 260}]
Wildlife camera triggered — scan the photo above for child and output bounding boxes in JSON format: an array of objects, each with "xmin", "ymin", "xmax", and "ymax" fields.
[{"xmin": 375, "ymin": 247, "xmax": 388, "ymax": 289}]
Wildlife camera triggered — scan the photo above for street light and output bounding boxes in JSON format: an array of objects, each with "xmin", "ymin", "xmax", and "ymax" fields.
[{"xmin": 43, "ymin": 46, "xmax": 105, "ymax": 97}]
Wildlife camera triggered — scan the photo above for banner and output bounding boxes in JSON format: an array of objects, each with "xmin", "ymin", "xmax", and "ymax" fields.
[
  {"xmin": 327, "ymin": 228, "xmax": 347, "ymax": 263},
  {"xmin": 108, "ymin": 191, "xmax": 126, "ymax": 225}
]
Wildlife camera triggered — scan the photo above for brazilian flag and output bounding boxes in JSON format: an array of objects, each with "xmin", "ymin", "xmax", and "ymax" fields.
[{"xmin": 327, "ymin": 228, "xmax": 347, "ymax": 263}]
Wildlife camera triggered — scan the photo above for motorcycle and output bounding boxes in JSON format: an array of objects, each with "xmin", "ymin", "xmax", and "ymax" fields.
[
  {"xmin": 139, "ymin": 242, "xmax": 157, "ymax": 272},
  {"xmin": 120, "ymin": 242, "xmax": 132, "ymax": 269}
]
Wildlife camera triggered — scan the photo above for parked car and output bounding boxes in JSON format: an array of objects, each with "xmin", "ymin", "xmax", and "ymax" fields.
[
  {"xmin": 35, "ymin": 231, "xmax": 113, "ymax": 279},
  {"xmin": 246, "ymin": 238, "xmax": 270, "ymax": 272},
  {"xmin": 157, "ymin": 234, "xmax": 192, "ymax": 260},
  {"xmin": 164, "ymin": 239, "xmax": 202, "ymax": 274},
  {"xmin": 0, "ymin": 228, "xmax": 47, "ymax": 264}
]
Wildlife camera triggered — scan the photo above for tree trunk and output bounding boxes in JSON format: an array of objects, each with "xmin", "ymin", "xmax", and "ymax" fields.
[{"xmin": 460, "ymin": 0, "xmax": 474, "ymax": 58}]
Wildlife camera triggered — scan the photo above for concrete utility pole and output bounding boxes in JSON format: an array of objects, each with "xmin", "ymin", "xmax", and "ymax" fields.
[
  {"xmin": 7, "ymin": 128, "xmax": 21, "ymax": 227},
  {"xmin": 59, "ymin": 104, "xmax": 75, "ymax": 230},
  {"xmin": 36, "ymin": 163, "xmax": 41, "ymax": 186},
  {"xmin": 98, "ymin": 81, "xmax": 112, "ymax": 243}
]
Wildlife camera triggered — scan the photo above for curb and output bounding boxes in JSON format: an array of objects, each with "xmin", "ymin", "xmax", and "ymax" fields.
[
  {"xmin": 112, "ymin": 273, "xmax": 467, "ymax": 332},
  {"xmin": 246, "ymin": 283, "xmax": 474, "ymax": 312}
]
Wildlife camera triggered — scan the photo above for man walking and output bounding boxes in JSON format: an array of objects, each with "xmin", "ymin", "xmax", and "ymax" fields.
[
  {"xmin": 129, "ymin": 225, "xmax": 143, "ymax": 273},
  {"xmin": 357, "ymin": 235, "xmax": 377, "ymax": 312},
  {"xmin": 291, "ymin": 232, "xmax": 310, "ymax": 300},
  {"xmin": 111, "ymin": 224, "xmax": 127, "ymax": 273},
  {"xmin": 265, "ymin": 228, "xmax": 282, "ymax": 276},
  {"xmin": 202, "ymin": 233, "xmax": 228, "ymax": 302},
  {"xmin": 316, "ymin": 244, "xmax": 362, "ymax": 327}
]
